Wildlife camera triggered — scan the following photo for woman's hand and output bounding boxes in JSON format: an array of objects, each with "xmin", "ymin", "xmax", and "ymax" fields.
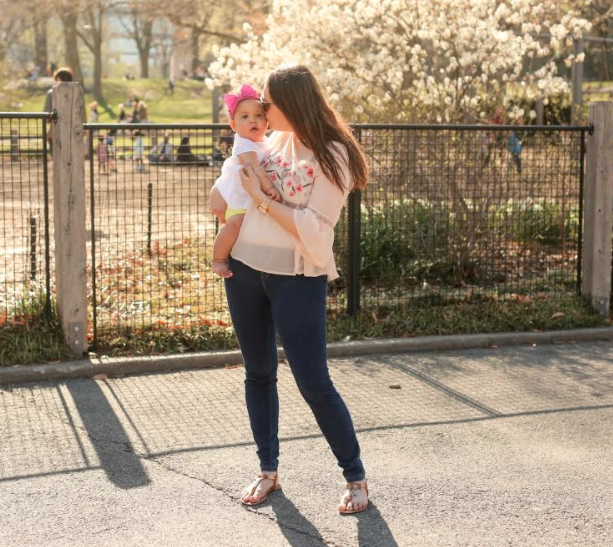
[{"xmin": 240, "ymin": 165, "xmax": 267, "ymax": 201}]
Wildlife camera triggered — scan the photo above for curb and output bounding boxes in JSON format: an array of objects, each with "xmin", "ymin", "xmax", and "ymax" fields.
[{"xmin": 2, "ymin": 327, "xmax": 613, "ymax": 386}]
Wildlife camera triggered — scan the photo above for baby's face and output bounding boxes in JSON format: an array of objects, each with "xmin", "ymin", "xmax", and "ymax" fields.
[{"xmin": 231, "ymin": 99, "xmax": 267, "ymax": 142}]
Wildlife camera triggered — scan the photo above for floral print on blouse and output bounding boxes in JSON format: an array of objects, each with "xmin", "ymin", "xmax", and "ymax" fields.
[{"xmin": 260, "ymin": 155, "xmax": 315, "ymax": 207}]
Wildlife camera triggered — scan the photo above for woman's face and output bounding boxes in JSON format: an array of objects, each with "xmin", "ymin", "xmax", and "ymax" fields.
[{"xmin": 262, "ymin": 85, "xmax": 293, "ymax": 132}]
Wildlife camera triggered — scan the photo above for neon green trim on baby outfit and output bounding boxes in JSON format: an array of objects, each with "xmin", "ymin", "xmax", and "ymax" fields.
[{"xmin": 225, "ymin": 208, "xmax": 247, "ymax": 221}]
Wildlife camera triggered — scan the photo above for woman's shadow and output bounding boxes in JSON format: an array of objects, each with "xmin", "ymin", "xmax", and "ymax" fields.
[{"xmin": 269, "ymin": 491, "xmax": 398, "ymax": 547}]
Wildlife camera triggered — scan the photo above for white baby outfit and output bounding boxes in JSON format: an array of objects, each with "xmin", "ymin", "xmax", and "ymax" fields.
[{"xmin": 212, "ymin": 134, "xmax": 271, "ymax": 210}]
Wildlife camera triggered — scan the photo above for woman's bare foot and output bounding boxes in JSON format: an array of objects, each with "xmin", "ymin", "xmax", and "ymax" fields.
[
  {"xmin": 212, "ymin": 259, "xmax": 233, "ymax": 278},
  {"xmin": 338, "ymin": 479, "xmax": 369, "ymax": 514},
  {"xmin": 241, "ymin": 472, "xmax": 280, "ymax": 505}
]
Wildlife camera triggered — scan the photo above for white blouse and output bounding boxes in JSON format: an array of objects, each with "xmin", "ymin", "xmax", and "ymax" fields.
[{"xmin": 230, "ymin": 131, "xmax": 350, "ymax": 281}]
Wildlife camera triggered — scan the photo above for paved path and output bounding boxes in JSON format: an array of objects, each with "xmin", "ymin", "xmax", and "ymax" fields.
[{"xmin": 2, "ymin": 341, "xmax": 612, "ymax": 546}]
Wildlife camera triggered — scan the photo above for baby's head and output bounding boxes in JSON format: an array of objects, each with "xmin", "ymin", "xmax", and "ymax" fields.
[{"xmin": 224, "ymin": 84, "xmax": 267, "ymax": 142}]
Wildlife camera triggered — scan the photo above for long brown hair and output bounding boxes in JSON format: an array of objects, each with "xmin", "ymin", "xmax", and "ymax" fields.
[{"xmin": 266, "ymin": 65, "xmax": 368, "ymax": 191}]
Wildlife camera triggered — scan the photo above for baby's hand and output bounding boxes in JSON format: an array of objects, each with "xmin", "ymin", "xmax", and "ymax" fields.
[{"xmin": 266, "ymin": 187, "xmax": 281, "ymax": 202}]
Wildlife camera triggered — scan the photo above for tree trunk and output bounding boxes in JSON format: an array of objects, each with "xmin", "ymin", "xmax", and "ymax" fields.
[
  {"xmin": 191, "ymin": 28, "xmax": 200, "ymax": 73},
  {"xmin": 92, "ymin": 9, "xmax": 104, "ymax": 101},
  {"xmin": 138, "ymin": 20, "xmax": 153, "ymax": 78},
  {"xmin": 93, "ymin": 35, "xmax": 103, "ymax": 101},
  {"xmin": 34, "ymin": 19, "xmax": 48, "ymax": 74},
  {"xmin": 61, "ymin": 13, "xmax": 84, "ymax": 84}
]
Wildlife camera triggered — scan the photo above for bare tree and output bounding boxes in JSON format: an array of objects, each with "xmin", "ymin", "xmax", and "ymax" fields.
[
  {"xmin": 152, "ymin": 19, "xmax": 174, "ymax": 78},
  {"xmin": 169, "ymin": 0, "xmax": 226, "ymax": 73},
  {"xmin": 576, "ymin": 1, "xmax": 613, "ymax": 80},
  {"xmin": 0, "ymin": 1, "xmax": 28, "ymax": 65},
  {"xmin": 77, "ymin": 0, "xmax": 120, "ymax": 100},
  {"xmin": 30, "ymin": 1, "xmax": 52, "ymax": 74},
  {"xmin": 117, "ymin": 0, "xmax": 159, "ymax": 78},
  {"xmin": 166, "ymin": 0, "xmax": 272, "ymax": 73},
  {"xmin": 51, "ymin": 0, "xmax": 85, "ymax": 84}
]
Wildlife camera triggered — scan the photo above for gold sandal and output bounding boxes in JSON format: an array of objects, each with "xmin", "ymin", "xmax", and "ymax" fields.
[
  {"xmin": 339, "ymin": 480, "xmax": 369, "ymax": 514},
  {"xmin": 241, "ymin": 474, "xmax": 282, "ymax": 506}
]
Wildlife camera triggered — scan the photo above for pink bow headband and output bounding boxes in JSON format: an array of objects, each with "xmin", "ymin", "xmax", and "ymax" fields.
[{"xmin": 224, "ymin": 84, "xmax": 260, "ymax": 119}]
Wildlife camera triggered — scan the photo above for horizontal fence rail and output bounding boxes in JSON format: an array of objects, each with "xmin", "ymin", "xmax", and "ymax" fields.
[
  {"xmin": 0, "ymin": 112, "xmax": 54, "ymax": 323},
  {"xmin": 82, "ymin": 122, "xmax": 590, "ymax": 347}
]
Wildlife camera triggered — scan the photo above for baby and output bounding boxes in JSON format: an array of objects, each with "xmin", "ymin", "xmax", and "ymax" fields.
[{"xmin": 210, "ymin": 84, "xmax": 280, "ymax": 278}]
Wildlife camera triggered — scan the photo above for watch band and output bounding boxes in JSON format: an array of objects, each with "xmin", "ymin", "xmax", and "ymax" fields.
[{"xmin": 257, "ymin": 197, "xmax": 272, "ymax": 214}]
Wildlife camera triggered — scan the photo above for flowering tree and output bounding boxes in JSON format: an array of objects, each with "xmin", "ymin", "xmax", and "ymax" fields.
[{"xmin": 207, "ymin": 0, "xmax": 591, "ymax": 123}]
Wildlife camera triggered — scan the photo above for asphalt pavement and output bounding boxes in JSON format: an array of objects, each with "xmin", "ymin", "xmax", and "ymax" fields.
[{"xmin": 2, "ymin": 340, "xmax": 612, "ymax": 547}]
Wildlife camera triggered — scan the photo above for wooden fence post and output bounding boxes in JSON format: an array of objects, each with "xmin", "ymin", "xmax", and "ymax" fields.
[
  {"xmin": 582, "ymin": 102, "xmax": 613, "ymax": 317},
  {"xmin": 52, "ymin": 82, "xmax": 88, "ymax": 355}
]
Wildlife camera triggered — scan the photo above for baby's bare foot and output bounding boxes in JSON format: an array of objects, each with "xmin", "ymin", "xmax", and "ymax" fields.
[{"xmin": 212, "ymin": 259, "xmax": 233, "ymax": 278}]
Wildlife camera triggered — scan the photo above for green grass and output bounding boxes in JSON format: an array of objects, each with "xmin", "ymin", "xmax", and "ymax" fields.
[
  {"xmin": 91, "ymin": 292, "xmax": 606, "ymax": 358},
  {"xmin": 1, "ymin": 287, "xmax": 606, "ymax": 364},
  {"xmin": 0, "ymin": 78, "xmax": 213, "ymax": 123},
  {"xmin": 326, "ymin": 293, "xmax": 606, "ymax": 342},
  {"xmin": 0, "ymin": 294, "xmax": 71, "ymax": 367}
]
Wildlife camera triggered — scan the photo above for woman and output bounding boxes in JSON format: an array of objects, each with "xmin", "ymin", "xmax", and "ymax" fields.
[{"xmin": 211, "ymin": 65, "xmax": 369, "ymax": 514}]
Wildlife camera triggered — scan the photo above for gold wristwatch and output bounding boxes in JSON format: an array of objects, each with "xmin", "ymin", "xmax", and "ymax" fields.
[{"xmin": 257, "ymin": 197, "xmax": 272, "ymax": 214}]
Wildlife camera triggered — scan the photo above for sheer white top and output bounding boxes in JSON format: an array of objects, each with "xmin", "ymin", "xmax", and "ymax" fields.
[{"xmin": 231, "ymin": 131, "xmax": 350, "ymax": 281}]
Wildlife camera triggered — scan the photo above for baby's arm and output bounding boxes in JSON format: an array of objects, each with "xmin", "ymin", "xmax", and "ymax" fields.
[{"xmin": 237, "ymin": 151, "xmax": 280, "ymax": 201}]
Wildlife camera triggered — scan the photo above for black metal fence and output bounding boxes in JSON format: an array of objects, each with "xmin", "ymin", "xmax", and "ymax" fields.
[
  {"xmin": 84, "ymin": 122, "xmax": 589, "ymax": 345},
  {"xmin": 351, "ymin": 124, "xmax": 588, "ymax": 312},
  {"xmin": 86, "ymin": 124, "xmax": 233, "ymax": 343},
  {"xmin": 0, "ymin": 112, "xmax": 53, "ymax": 322}
]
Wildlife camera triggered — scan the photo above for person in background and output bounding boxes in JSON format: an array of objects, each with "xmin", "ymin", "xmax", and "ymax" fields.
[
  {"xmin": 176, "ymin": 136, "xmax": 196, "ymax": 163},
  {"xmin": 97, "ymin": 136, "xmax": 108, "ymax": 174},
  {"xmin": 131, "ymin": 101, "xmax": 140, "ymax": 123},
  {"xmin": 118, "ymin": 104, "xmax": 127, "ymax": 123},
  {"xmin": 89, "ymin": 101, "xmax": 100, "ymax": 123},
  {"xmin": 106, "ymin": 129, "xmax": 117, "ymax": 172},
  {"xmin": 138, "ymin": 101, "xmax": 149, "ymax": 123},
  {"xmin": 159, "ymin": 133, "xmax": 174, "ymax": 163},
  {"xmin": 508, "ymin": 129, "xmax": 522, "ymax": 174},
  {"xmin": 43, "ymin": 66, "xmax": 74, "ymax": 158},
  {"xmin": 133, "ymin": 130, "xmax": 145, "ymax": 172}
]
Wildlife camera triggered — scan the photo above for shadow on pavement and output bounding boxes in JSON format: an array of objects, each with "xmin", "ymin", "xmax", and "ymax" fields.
[
  {"xmin": 270, "ymin": 491, "xmax": 328, "ymax": 546},
  {"xmin": 356, "ymin": 502, "xmax": 399, "ymax": 547},
  {"xmin": 66, "ymin": 379, "xmax": 151, "ymax": 489},
  {"xmin": 268, "ymin": 492, "xmax": 399, "ymax": 547}
]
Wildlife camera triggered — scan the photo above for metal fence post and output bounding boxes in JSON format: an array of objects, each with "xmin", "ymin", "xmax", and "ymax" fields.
[
  {"xmin": 582, "ymin": 102, "xmax": 613, "ymax": 316},
  {"xmin": 347, "ymin": 127, "xmax": 364, "ymax": 317},
  {"xmin": 347, "ymin": 188, "xmax": 361, "ymax": 316},
  {"xmin": 52, "ymin": 82, "xmax": 88, "ymax": 355}
]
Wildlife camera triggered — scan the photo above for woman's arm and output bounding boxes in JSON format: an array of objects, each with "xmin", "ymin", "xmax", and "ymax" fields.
[{"xmin": 240, "ymin": 165, "xmax": 299, "ymax": 237}]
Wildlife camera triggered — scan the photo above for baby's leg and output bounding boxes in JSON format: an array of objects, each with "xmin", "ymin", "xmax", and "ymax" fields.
[{"xmin": 212, "ymin": 214, "xmax": 244, "ymax": 278}]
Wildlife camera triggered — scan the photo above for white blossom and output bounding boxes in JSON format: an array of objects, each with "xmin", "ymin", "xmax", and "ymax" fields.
[{"xmin": 208, "ymin": 0, "xmax": 590, "ymax": 123}]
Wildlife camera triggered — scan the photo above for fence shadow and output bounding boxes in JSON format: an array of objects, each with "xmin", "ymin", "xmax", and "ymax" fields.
[{"xmin": 66, "ymin": 379, "xmax": 151, "ymax": 489}]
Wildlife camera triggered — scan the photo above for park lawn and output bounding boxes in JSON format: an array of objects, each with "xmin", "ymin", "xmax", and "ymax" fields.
[{"xmin": 0, "ymin": 78, "xmax": 214, "ymax": 123}]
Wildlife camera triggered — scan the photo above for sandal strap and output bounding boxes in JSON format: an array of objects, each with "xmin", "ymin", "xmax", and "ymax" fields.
[
  {"xmin": 345, "ymin": 481, "xmax": 368, "ymax": 495},
  {"xmin": 247, "ymin": 474, "xmax": 278, "ymax": 496},
  {"xmin": 257, "ymin": 474, "xmax": 278, "ymax": 482}
]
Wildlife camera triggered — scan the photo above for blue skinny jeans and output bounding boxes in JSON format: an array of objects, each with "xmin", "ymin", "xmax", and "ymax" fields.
[{"xmin": 224, "ymin": 256, "xmax": 365, "ymax": 482}]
